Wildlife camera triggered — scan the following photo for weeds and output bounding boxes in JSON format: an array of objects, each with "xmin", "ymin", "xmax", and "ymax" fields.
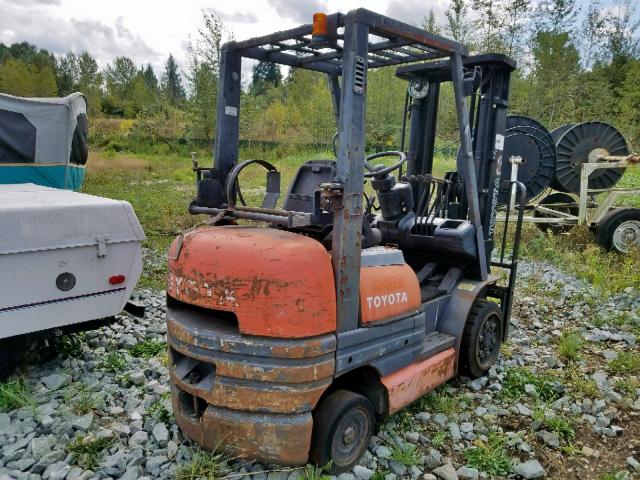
[
  {"xmin": 0, "ymin": 378, "xmax": 34, "ymax": 412},
  {"xmin": 300, "ymin": 464, "xmax": 332, "ymax": 480},
  {"xmin": 607, "ymin": 351, "xmax": 640, "ymax": 375},
  {"xmin": 500, "ymin": 367, "xmax": 563, "ymax": 402},
  {"xmin": 58, "ymin": 333, "xmax": 85, "ymax": 358},
  {"xmin": 416, "ymin": 389, "xmax": 466, "ymax": 416},
  {"xmin": 68, "ymin": 386, "xmax": 102, "ymax": 415},
  {"xmin": 176, "ymin": 447, "xmax": 229, "ymax": 480},
  {"xmin": 67, "ymin": 435, "xmax": 114, "ymax": 469},
  {"xmin": 600, "ymin": 470, "xmax": 630, "ymax": 480},
  {"xmin": 390, "ymin": 444, "xmax": 421, "ymax": 466},
  {"xmin": 533, "ymin": 408, "xmax": 575, "ymax": 442},
  {"xmin": 430, "ymin": 430, "xmax": 448, "ymax": 448},
  {"xmin": 556, "ymin": 331, "xmax": 584, "ymax": 362},
  {"xmin": 129, "ymin": 340, "xmax": 166, "ymax": 359},
  {"xmin": 98, "ymin": 352, "xmax": 127, "ymax": 373},
  {"xmin": 148, "ymin": 400, "xmax": 172, "ymax": 423},
  {"xmin": 463, "ymin": 433, "xmax": 512, "ymax": 477}
]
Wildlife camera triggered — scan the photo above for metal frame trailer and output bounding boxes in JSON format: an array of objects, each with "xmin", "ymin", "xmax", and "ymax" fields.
[{"xmin": 499, "ymin": 155, "xmax": 639, "ymax": 252}]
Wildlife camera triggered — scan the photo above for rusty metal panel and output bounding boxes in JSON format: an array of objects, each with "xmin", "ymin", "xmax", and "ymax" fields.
[
  {"xmin": 172, "ymin": 388, "xmax": 313, "ymax": 466},
  {"xmin": 381, "ymin": 347, "xmax": 456, "ymax": 415},
  {"xmin": 167, "ymin": 226, "xmax": 337, "ymax": 338}
]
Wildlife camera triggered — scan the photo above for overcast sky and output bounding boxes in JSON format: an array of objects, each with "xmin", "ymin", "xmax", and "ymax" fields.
[
  {"xmin": 0, "ymin": 0, "xmax": 452, "ymax": 77},
  {"xmin": 0, "ymin": 0, "xmax": 629, "ymax": 80}
]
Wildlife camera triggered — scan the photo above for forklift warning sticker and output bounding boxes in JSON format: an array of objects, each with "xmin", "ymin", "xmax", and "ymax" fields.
[{"xmin": 495, "ymin": 134, "xmax": 505, "ymax": 151}]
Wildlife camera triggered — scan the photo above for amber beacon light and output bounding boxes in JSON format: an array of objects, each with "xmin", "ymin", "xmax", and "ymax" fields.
[{"xmin": 312, "ymin": 13, "xmax": 328, "ymax": 44}]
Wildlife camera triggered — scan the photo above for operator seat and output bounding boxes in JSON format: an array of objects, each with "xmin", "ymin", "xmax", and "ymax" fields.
[{"xmin": 282, "ymin": 160, "xmax": 336, "ymax": 227}]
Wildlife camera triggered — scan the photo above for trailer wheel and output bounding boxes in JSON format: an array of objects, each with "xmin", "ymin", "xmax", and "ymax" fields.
[
  {"xmin": 460, "ymin": 299, "xmax": 503, "ymax": 378},
  {"xmin": 310, "ymin": 390, "xmax": 375, "ymax": 473},
  {"xmin": 595, "ymin": 208, "xmax": 640, "ymax": 254}
]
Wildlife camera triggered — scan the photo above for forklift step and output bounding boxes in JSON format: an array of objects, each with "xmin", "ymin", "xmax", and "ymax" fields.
[{"xmin": 418, "ymin": 332, "xmax": 456, "ymax": 360}]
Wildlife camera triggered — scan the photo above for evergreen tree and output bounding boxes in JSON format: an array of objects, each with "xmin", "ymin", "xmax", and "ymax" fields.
[
  {"xmin": 143, "ymin": 64, "xmax": 159, "ymax": 93},
  {"xmin": 251, "ymin": 61, "xmax": 283, "ymax": 95},
  {"xmin": 162, "ymin": 54, "xmax": 185, "ymax": 106}
]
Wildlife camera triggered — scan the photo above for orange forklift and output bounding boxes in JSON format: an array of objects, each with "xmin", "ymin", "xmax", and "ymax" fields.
[{"xmin": 166, "ymin": 9, "xmax": 524, "ymax": 472}]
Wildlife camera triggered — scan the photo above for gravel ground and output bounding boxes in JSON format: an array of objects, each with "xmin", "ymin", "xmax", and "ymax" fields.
[{"xmin": 1, "ymin": 260, "xmax": 639, "ymax": 480}]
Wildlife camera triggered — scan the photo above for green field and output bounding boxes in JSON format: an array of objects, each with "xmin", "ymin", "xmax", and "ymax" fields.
[{"xmin": 82, "ymin": 149, "xmax": 639, "ymax": 294}]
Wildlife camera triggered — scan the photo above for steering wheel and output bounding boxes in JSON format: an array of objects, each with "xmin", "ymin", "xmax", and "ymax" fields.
[{"xmin": 364, "ymin": 151, "xmax": 407, "ymax": 178}]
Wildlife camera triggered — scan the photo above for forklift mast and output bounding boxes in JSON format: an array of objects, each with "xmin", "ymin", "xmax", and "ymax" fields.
[{"xmin": 396, "ymin": 54, "xmax": 516, "ymax": 272}]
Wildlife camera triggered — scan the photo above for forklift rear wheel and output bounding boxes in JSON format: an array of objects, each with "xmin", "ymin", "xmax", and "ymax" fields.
[
  {"xmin": 460, "ymin": 299, "xmax": 503, "ymax": 378},
  {"xmin": 310, "ymin": 390, "xmax": 375, "ymax": 473},
  {"xmin": 595, "ymin": 208, "xmax": 640, "ymax": 254}
]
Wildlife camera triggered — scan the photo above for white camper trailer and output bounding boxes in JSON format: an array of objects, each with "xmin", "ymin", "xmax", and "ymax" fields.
[{"xmin": 0, "ymin": 94, "xmax": 145, "ymax": 378}]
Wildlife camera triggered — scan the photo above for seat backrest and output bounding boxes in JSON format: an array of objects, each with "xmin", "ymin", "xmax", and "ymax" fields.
[{"xmin": 282, "ymin": 160, "xmax": 336, "ymax": 215}]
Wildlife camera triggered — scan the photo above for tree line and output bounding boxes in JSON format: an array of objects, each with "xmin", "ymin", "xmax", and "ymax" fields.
[{"xmin": 0, "ymin": 0, "xmax": 638, "ymax": 149}]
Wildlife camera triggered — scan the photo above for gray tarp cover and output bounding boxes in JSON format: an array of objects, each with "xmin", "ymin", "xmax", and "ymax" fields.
[{"xmin": 0, "ymin": 92, "xmax": 87, "ymax": 165}]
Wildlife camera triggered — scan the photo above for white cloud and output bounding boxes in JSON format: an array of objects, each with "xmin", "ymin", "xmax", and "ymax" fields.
[{"xmin": 0, "ymin": 1, "xmax": 160, "ymax": 67}]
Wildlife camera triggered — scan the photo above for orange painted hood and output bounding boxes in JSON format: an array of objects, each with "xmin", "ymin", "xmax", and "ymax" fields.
[{"xmin": 167, "ymin": 226, "xmax": 337, "ymax": 338}]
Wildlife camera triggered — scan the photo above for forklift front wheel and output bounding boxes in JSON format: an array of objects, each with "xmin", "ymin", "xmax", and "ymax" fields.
[
  {"xmin": 460, "ymin": 299, "xmax": 503, "ymax": 378},
  {"xmin": 310, "ymin": 390, "xmax": 375, "ymax": 473}
]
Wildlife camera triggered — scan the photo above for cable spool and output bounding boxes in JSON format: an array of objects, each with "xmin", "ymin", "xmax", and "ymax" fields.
[
  {"xmin": 552, "ymin": 121, "xmax": 629, "ymax": 193},
  {"xmin": 550, "ymin": 124, "xmax": 574, "ymax": 144},
  {"xmin": 498, "ymin": 115, "xmax": 556, "ymax": 204}
]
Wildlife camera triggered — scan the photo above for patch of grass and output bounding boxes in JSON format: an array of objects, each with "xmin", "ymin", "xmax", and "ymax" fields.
[
  {"xmin": 430, "ymin": 429, "xmax": 448, "ymax": 448},
  {"xmin": 500, "ymin": 367, "xmax": 563, "ymax": 402},
  {"xmin": 58, "ymin": 333, "xmax": 85, "ymax": 358},
  {"xmin": 148, "ymin": 400, "xmax": 172, "ymax": 423},
  {"xmin": 176, "ymin": 447, "xmax": 229, "ymax": 480},
  {"xmin": 556, "ymin": 331, "xmax": 584, "ymax": 362},
  {"xmin": 370, "ymin": 470, "xmax": 388, "ymax": 480},
  {"xmin": 67, "ymin": 435, "xmax": 115, "ymax": 469},
  {"xmin": 600, "ymin": 470, "xmax": 630, "ymax": 480},
  {"xmin": 301, "ymin": 464, "xmax": 332, "ymax": 480},
  {"xmin": 614, "ymin": 378, "xmax": 639, "ymax": 398},
  {"xmin": 0, "ymin": 378, "xmax": 34, "ymax": 412},
  {"xmin": 98, "ymin": 352, "xmax": 127, "ymax": 373},
  {"xmin": 390, "ymin": 444, "xmax": 421, "ymax": 466},
  {"xmin": 416, "ymin": 388, "xmax": 466, "ymax": 416},
  {"xmin": 520, "ymin": 226, "xmax": 640, "ymax": 295},
  {"xmin": 68, "ymin": 386, "xmax": 102, "ymax": 415},
  {"xmin": 570, "ymin": 377, "xmax": 600, "ymax": 398},
  {"xmin": 129, "ymin": 340, "xmax": 166, "ymax": 359},
  {"xmin": 463, "ymin": 433, "xmax": 512, "ymax": 477},
  {"xmin": 607, "ymin": 351, "xmax": 640, "ymax": 375},
  {"xmin": 533, "ymin": 408, "xmax": 576, "ymax": 442}
]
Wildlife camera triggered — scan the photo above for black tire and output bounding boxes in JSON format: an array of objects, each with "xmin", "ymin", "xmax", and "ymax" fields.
[
  {"xmin": 595, "ymin": 208, "xmax": 640, "ymax": 254},
  {"xmin": 460, "ymin": 299, "xmax": 503, "ymax": 379},
  {"xmin": 310, "ymin": 390, "xmax": 375, "ymax": 473}
]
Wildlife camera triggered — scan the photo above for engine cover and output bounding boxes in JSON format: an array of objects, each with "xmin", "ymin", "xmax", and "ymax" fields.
[{"xmin": 167, "ymin": 226, "xmax": 336, "ymax": 338}]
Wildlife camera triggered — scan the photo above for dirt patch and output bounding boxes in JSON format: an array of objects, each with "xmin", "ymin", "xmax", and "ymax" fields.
[
  {"xmin": 538, "ymin": 413, "xmax": 640, "ymax": 479},
  {"xmin": 87, "ymin": 152, "xmax": 150, "ymax": 172}
]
